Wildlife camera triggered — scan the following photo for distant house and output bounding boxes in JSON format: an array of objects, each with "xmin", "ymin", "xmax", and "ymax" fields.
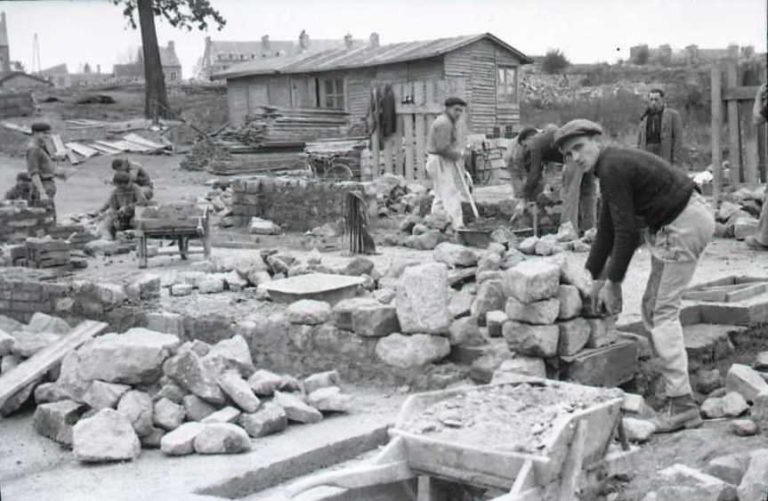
[
  {"xmin": 212, "ymin": 32, "xmax": 532, "ymax": 135},
  {"xmin": 0, "ymin": 72, "xmax": 53, "ymax": 92},
  {"xmin": 39, "ymin": 63, "xmax": 71, "ymax": 88},
  {"xmin": 200, "ymin": 31, "xmax": 363, "ymax": 80},
  {"xmin": 114, "ymin": 41, "xmax": 183, "ymax": 83}
]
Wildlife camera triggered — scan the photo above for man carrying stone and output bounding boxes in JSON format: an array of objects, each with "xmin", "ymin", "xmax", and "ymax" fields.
[
  {"xmin": 509, "ymin": 124, "xmax": 597, "ymax": 235},
  {"xmin": 554, "ymin": 119, "xmax": 715, "ymax": 433},
  {"xmin": 27, "ymin": 122, "xmax": 67, "ymax": 221},
  {"xmin": 638, "ymin": 88, "xmax": 684, "ymax": 167},
  {"xmin": 426, "ymin": 97, "xmax": 472, "ymax": 229}
]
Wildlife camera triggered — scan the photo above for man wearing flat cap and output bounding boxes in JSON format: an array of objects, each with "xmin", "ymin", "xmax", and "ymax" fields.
[
  {"xmin": 425, "ymin": 97, "xmax": 471, "ymax": 228},
  {"xmin": 554, "ymin": 119, "xmax": 714, "ymax": 433},
  {"xmin": 26, "ymin": 122, "xmax": 65, "ymax": 221}
]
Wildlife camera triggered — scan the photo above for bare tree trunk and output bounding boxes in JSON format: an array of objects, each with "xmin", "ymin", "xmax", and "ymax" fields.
[{"xmin": 137, "ymin": 0, "xmax": 170, "ymax": 120}]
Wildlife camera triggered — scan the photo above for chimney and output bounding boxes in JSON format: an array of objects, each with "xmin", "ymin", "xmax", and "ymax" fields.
[
  {"xmin": 299, "ymin": 30, "xmax": 309, "ymax": 51},
  {"xmin": 344, "ymin": 33, "xmax": 354, "ymax": 50},
  {"xmin": 261, "ymin": 35, "xmax": 270, "ymax": 53},
  {"xmin": 369, "ymin": 32, "xmax": 380, "ymax": 48}
]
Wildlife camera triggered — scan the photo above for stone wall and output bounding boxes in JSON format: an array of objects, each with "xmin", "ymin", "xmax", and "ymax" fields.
[
  {"xmin": 231, "ymin": 177, "xmax": 365, "ymax": 232},
  {"xmin": 0, "ymin": 203, "xmax": 54, "ymax": 243}
]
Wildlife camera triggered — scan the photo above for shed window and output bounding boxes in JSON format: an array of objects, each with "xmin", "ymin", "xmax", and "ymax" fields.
[
  {"xmin": 497, "ymin": 66, "xmax": 518, "ymax": 104},
  {"xmin": 317, "ymin": 77, "xmax": 345, "ymax": 110}
]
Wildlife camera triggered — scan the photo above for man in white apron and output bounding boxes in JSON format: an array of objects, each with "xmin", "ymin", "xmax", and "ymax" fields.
[{"xmin": 425, "ymin": 97, "xmax": 470, "ymax": 229}]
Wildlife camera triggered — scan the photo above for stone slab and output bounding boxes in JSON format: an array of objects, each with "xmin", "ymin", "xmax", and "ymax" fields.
[
  {"xmin": 262, "ymin": 274, "xmax": 366, "ymax": 305},
  {"xmin": 560, "ymin": 339, "xmax": 639, "ymax": 387},
  {"xmin": 683, "ymin": 324, "xmax": 739, "ymax": 365}
]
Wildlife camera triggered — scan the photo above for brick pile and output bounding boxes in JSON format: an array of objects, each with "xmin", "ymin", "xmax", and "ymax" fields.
[{"xmin": 0, "ymin": 201, "xmax": 54, "ymax": 243}]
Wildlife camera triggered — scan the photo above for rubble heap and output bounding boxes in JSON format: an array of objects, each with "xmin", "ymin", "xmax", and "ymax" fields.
[
  {"xmin": 5, "ymin": 315, "xmax": 354, "ymax": 462},
  {"xmin": 714, "ymin": 186, "xmax": 765, "ymax": 240}
]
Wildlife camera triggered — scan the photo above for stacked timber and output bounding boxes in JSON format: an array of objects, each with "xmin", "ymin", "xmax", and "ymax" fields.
[{"xmin": 207, "ymin": 152, "xmax": 306, "ymax": 176}]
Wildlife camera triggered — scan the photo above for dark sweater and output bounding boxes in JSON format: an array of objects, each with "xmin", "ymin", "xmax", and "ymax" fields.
[
  {"xmin": 586, "ymin": 146, "xmax": 695, "ymax": 282},
  {"xmin": 521, "ymin": 128, "xmax": 564, "ymax": 200}
]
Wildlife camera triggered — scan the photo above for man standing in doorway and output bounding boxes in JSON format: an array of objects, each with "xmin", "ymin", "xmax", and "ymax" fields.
[
  {"xmin": 555, "ymin": 119, "xmax": 715, "ymax": 433},
  {"xmin": 638, "ymin": 88, "xmax": 684, "ymax": 167},
  {"xmin": 426, "ymin": 97, "xmax": 471, "ymax": 229},
  {"xmin": 27, "ymin": 122, "xmax": 65, "ymax": 221}
]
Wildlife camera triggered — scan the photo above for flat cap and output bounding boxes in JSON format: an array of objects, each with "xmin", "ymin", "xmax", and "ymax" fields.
[
  {"xmin": 444, "ymin": 96, "xmax": 467, "ymax": 107},
  {"xmin": 553, "ymin": 119, "xmax": 603, "ymax": 149},
  {"xmin": 31, "ymin": 122, "xmax": 51, "ymax": 133}
]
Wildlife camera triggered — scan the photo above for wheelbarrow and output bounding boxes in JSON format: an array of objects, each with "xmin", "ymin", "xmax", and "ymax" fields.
[{"xmin": 284, "ymin": 376, "xmax": 628, "ymax": 501}]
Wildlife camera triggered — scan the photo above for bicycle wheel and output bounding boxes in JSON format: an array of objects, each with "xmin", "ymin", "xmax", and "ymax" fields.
[{"xmin": 326, "ymin": 163, "xmax": 354, "ymax": 181}]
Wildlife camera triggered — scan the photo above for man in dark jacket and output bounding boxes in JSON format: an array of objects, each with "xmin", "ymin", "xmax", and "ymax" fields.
[
  {"xmin": 638, "ymin": 88, "xmax": 684, "ymax": 167},
  {"xmin": 509, "ymin": 125, "xmax": 597, "ymax": 233},
  {"xmin": 555, "ymin": 119, "xmax": 715, "ymax": 433}
]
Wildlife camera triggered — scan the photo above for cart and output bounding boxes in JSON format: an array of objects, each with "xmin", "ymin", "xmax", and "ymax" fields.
[
  {"xmin": 285, "ymin": 376, "xmax": 631, "ymax": 501},
  {"xmin": 134, "ymin": 203, "xmax": 211, "ymax": 269}
]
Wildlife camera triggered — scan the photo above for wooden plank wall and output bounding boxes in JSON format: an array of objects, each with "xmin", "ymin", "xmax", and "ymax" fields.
[
  {"xmin": 711, "ymin": 60, "xmax": 767, "ymax": 201},
  {"xmin": 371, "ymin": 78, "xmax": 467, "ymax": 181}
]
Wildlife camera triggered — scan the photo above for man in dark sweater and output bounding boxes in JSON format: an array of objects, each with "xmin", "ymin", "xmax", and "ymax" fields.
[{"xmin": 554, "ymin": 119, "xmax": 715, "ymax": 433}]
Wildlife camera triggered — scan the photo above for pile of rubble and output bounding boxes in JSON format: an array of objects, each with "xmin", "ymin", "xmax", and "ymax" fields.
[
  {"xmin": 1, "ymin": 235, "xmax": 89, "ymax": 270},
  {"xmin": 715, "ymin": 186, "xmax": 765, "ymax": 240},
  {"xmin": 180, "ymin": 139, "xmax": 232, "ymax": 171},
  {"xmin": 1, "ymin": 314, "xmax": 354, "ymax": 462}
]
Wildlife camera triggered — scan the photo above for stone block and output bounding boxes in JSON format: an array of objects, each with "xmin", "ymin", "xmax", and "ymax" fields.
[
  {"xmin": 505, "ymin": 296, "xmax": 560, "ymax": 325},
  {"xmin": 726, "ymin": 363, "xmax": 768, "ymax": 402},
  {"xmin": 750, "ymin": 391, "xmax": 768, "ymax": 433},
  {"xmin": 433, "ymin": 242, "xmax": 478, "ymax": 268},
  {"xmin": 72, "ymin": 409, "xmax": 141, "ymax": 463},
  {"xmin": 0, "ymin": 329, "xmax": 16, "ymax": 357},
  {"xmin": 303, "ymin": 370, "xmax": 340, "ymax": 394},
  {"xmin": 623, "ymin": 417, "xmax": 656, "ymax": 443},
  {"xmin": 24, "ymin": 312, "xmax": 70, "ymax": 335},
  {"xmin": 448, "ymin": 317, "xmax": 484, "ymax": 346},
  {"xmin": 117, "ymin": 390, "xmax": 154, "ymax": 437},
  {"xmin": 557, "ymin": 285, "xmax": 582, "ymax": 320},
  {"xmin": 82, "ymin": 381, "xmax": 131, "ymax": 410},
  {"xmin": 274, "ymin": 391, "xmax": 323, "ymax": 424},
  {"xmin": 502, "ymin": 321, "xmax": 559, "ymax": 358},
  {"xmin": 561, "ymin": 340, "xmax": 638, "ymax": 387},
  {"xmin": 693, "ymin": 368, "xmax": 724, "ymax": 395},
  {"xmin": 492, "ymin": 356, "xmax": 546, "ymax": 382},
  {"xmin": 731, "ymin": 419, "xmax": 758, "ymax": 436},
  {"xmin": 331, "ymin": 297, "xmax": 380, "ymax": 330},
  {"xmin": 182, "ymin": 395, "xmax": 217, "ymax": 422},
  {"xmin": 586, "ymin": 316, "xmax": 618, "ymax": 349},
  {"xmin": 33, "ymin": 400, "xmax": 87, "ymax": 446},
  {"xmin": 448, "ymin": 290, "xmax": 474, "ymax": 319},
  {"xmin": 470, "ymin": 279, "xmax": 505, "ymax": 322},
  {"xmin": 557, "ymin": 318, "xmax": 590, "ymax": 356},
  {"xmin": 238, "ymin": 402, "xmax": 288, "ymax": 438},
  {"xmin": 738, "ymin": 450, "xmax": 768, "ymax": 501},
  {"xmin": 396, "ymin": 263, "xmax": 451, "ymax": 334},
  {"xmin": 375, "ymin": 333, "xmax": 451, "ymax": 369},
  {"xmin": 307, "ymin": 386, "xmax": 353, "ymax": 413},
  {"xmin": 217, "ymin": 371, "xmax": 260, "ymax": 413},
  {"xmin": 351, "ymin": 302, "xmax": 400, "ymax": 338},
  {"xmin": 163, "ymin": 350, "xmax": 226, "ymax": 405},
  {"xmin": 486, "ymin": 311, "xmax": 507, "ymax": 338},
  {"xmin": 205, "ymin": 335, "xmax": 255, "ymax": 377},
  {"xmin": 502, "ymin": 260, "xmax": 560, "ymax": 303},
  {"xmin": 656, "ymin": 464, "xmax": 735, "ymax": 501},
  {"xmin": 193, "ymin": 423, "xmax": 251, "ymax": 455},
  {"xmin": 153, "ymin": 398, "xmax": 186, "ymax": 431},
  {"xmin": 145, "ymin": 311, "xmax": 184, "ymax": 337},
  {"xmin": 707, "ymin": 453, "xmax": 750, "ymax": 485},
  {"xmin": 247, "ymin": 369, "xmax": 284, "ymax": 397},
  {"xmin": 287, "ymin": 299, "xmax": 332, "ymax": 325},
  {"xmin": 160, "ymin": 422, "xmax": 204, "ymax": 456},
  {"xmin": 170, "ymin": 283, "xmax": 193, "ymax": 297},
  {"xmin": 201, "ymin": 406, "xmax": 241, "ymax": 424}
]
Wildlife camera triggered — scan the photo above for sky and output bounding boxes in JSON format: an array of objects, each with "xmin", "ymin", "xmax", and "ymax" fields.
[{"xmin": 2, "ymin": 0, "xmax": 766, "ymax": 77}]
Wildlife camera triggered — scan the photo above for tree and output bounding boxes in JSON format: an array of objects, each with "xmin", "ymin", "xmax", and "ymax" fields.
[
  {"xmin": 112, "ymin": 0, "xmax": 225, "ymax": 120},
  {"xmin": 633, "ymin": 46, "xmax": 650, "ymax": 65},
  {"xmin": 541, "ymin": 49, "xmax": 570, "ymax": 75}
]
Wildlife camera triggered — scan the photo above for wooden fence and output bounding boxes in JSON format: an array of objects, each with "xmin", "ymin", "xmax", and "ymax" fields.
[
  {"xmin": 711, "ymin": 60, "xmax": 767, "ymax": 202},
  {"xmin": 370, "ymin": 79, "xmax": 466, "ymax": 181}
]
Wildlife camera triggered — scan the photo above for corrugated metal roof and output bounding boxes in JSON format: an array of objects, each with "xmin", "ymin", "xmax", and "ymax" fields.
[
  {"xmin": 208, "ymin": 39, "xmax": 362, "ymax": 58},
  {"xmin": 213, "ymin": 33, "xmax": 532, "ymax": 80}
]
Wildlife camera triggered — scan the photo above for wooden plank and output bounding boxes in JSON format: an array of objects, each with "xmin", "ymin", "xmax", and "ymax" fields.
[
  {"xmin": 723, "ymin": 85, "xmax": 761, "ymax": 101},
  {"xmin": 558, "ymin": 420, "xmax": 587, "ymax": 501},
  {"xmin": 743, "ymin": 98, "xmax": 760, "ymax": 184},
  {"xmin": 65, "ymin": 149, "xmax": 81, "ymax": 165},
  {"xmin": 414, "ymin": 113, "xmax": 427, "ymax": 180},
  {"xmin": 65, "ymin": 142, "xmax": 99, "ymax": 158},
  {"xmin": 403, "ymin": 114, "xmax": 415, "ymax": 181},
  {"xmin": 2, "ymin": 122, "xmax": 31, "ymax": 135},
  {"xmin": 726, "ymin": 61, "xmax": 742, "ymax": 184},
  {"xmin": 88, "ymin": 143, "xmax": 121, "ymax": 155},
  {"xmin": 711, "ymin": 66, "xmax": 723, "ymax": 204},
  {"xmin": 0, "ymin": 320, "xmax": 108, "ymax": 409},
  {"xmin": 394, "ymin": 115, "xmax": 404, "ymax": 177},
  {"xmin": 123, "ymin": 133, "xmax": 166, "ymax": 150},
  {"xmin": 51, "ymin": 134, "xmax": 67, "ymax": 158}
]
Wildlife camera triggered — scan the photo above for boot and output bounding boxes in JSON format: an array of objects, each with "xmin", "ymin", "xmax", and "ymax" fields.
[{"xmin": 651, "ymin": 395, "xmax": 702, "ymax": 433}]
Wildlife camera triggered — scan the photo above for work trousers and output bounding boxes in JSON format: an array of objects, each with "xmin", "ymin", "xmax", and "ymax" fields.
[
  {"xmin": 641, "ymin": 192, "xmax": 715, "ymax": 398},
  {"xmin": 560, "ymin": 162, "xmax": 598, "ymax": 233},
  {"xmin": 426, "ymin": 153, "xmax": 468, "ymax": 229},
  {"xmin": 30, "ymin": 178, "xmax": 57, "ymax": 223}
]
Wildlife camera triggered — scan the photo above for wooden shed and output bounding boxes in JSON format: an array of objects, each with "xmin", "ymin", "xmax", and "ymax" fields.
[{"xmin": 213, "ymin": 33, "xmax": 532, "ymax": 136}]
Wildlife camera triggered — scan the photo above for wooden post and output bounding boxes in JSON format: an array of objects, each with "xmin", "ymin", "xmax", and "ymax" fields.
[
  {"xmin": 394, "ymin": 115, "xmax": 405, "ymax": 177},
  {"xmin": 403, "ymin": 114, "xmax": 415, "ymax": 181},
  {"xmin": 383, "ymin": 136, "xmax": 394, "ymax": 174},
  {"xmin": 415, "ymin": 113, "xmax": 427, "ymax": 180},
  {"xmin": 711, "ymin": 65, "xmax": 723, "ymax": 205},
  {"xmin": 742, "ymin": 64, "xmax": 761, "ymax": 184},
  {"xmin": 725, "ymin": 60, "xmax": 742, "ymax": 185}
]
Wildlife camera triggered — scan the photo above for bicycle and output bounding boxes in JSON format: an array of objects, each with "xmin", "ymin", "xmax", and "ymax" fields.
[
  {"xmin": 467, "ymin": 142, "xmax": 494, "ymax": 186},
  {"xmin": 306, "ymin": 152, "xmax": 355, "ymax": 181}
]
